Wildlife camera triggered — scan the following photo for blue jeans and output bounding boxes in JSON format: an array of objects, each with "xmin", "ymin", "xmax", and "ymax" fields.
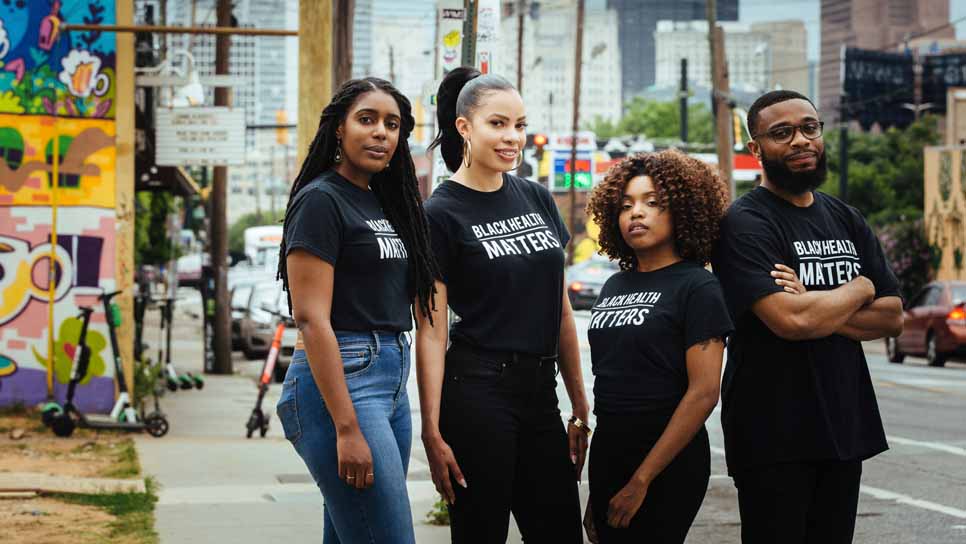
[{"xmin": 276, "ymin": 331, "xmax": 414, "ymax": 544}]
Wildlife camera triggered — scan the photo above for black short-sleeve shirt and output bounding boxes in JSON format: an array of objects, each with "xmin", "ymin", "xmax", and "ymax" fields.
[
  {"xmin": 710, "ymin": 187, "xmax": 900, "ymax": 474},
  {"xmin": 284, "ymin": 170, "xmax": 412, "ymax": 332},
  {"xmin": 588, "ymin": 261, "xmax": 734, "ymax": 415},
  {"xmin": 424, "ymin": 174, "xmax": 570, "ymax": 355}
]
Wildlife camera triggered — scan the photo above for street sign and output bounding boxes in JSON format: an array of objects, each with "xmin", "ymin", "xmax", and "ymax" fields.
[
  {"xmin": 553, "ymin": 151, "xmax": 594, "ymax": 190},
  {"xmin": 155, "ymin": 107, "xmax": 246, "ymax": 167}
]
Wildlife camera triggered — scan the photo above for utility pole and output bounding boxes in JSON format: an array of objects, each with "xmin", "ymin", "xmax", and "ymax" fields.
[
  {"xmin": 389, "ymin": 45, "xmax": 396, "ymax": 84},
  {"xmin": 210, "ymin": 0, "xmax": 232, "ymax": 374},
  {"xmin": 333, "ymin": 0, "xmax": 354, "ymax": 86},
  {"xmin": 517, "ymin": 0, "xmax": 525, "ymax": 92},
  {"xmin": 707, "ymin": 0, "xmax": 734, "ymax": 199},
  {"xmin": 567, "ymin": 0, "xmax": 584, "ymax": 265},
  {"xmin": 298, "ymin": 1, "xmax": 333, "ymax": 166},
  {"xmin": 839, "ymin": 45, "xmax": 848, "ymax": 202},
  {"xmin": 680, "ymin": 58, "xmax": 688, "ymax": 143},
  {"xmin": 462, "ymin": 0, "xmax": 478, "ymax": 69}
]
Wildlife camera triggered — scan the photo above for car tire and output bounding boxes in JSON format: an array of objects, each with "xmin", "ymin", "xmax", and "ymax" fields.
[
  {"xmin": 885, "ymin": 337, "xmax": 904, "ymax": 364},
  {"xmin": 242, "ymin": 343, "xmax": 263, "ymax": 361},
  {"xmin": 926, "ymin": 333, "xmax": 947, "ymax": 367}
]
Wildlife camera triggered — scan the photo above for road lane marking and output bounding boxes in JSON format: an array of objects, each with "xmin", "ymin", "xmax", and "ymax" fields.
[
  {"xmin": 887, "ymin": 435, "xmax": 966, "ymax": 457},
  {"xmin": 859, "ymin": 485, "xmax": 966, "ymax": 519}
]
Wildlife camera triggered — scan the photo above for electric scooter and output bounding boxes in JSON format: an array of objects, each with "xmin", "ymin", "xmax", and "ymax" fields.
[
  {"xmin": 157, "ymin": 297, "xmax": 204, "ymax": 391},
  {"xmin": 45, "ymin": 291, "xmax": 169, "ymax": 438},
  {"xmin": 245, "ymin": 307, "xmax": 294, "ymax": 438}
]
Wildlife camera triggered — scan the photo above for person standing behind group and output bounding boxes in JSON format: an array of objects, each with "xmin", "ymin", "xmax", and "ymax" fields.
[
  {"xmin": 274, "ymin": 77, "xmax": 441, "ymax": 543},
  {"xmin": 415, "ymin": 67, "xmax": 590, "ymax": 543},
  {"xmin": 582, "ymin": 150, "xmax": 733, "ymax": 543},
  {"xmin": 711, "ymin": 90, "xmax": 903, "ymax": 544}
]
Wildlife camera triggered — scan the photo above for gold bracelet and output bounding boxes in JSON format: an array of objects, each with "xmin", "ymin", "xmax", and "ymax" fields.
[{"xmin": 568, "ymin": 415, "xmax": 593, "ymax": 436}]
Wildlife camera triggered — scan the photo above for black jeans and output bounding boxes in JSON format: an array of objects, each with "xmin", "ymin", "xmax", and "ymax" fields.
[
  {"xmin": 589, "ymin": 410, "xmax": 710, "ymax": 544},
  {"xmin": 440, "ymin": 342, "xmax": 582, "ymax": 544},
  {"xmin": 733, "ymin": 459, "xmax": 863, "ymax": 544}
]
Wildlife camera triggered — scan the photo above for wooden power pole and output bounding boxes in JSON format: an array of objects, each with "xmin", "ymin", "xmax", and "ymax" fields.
[
  {"xmin": 567, "ymin": 0, "xmax": 584, "ymax": 265},
  {"xmin": 210, "ymin": 0, "xmax": 232, "ymax": 374},
  {"xmin": 298, "ymin": 1, "xmax": 333, "ymax": 166},
  {"xmin": 706, "ymin": 0, "xmax": 734, "ymax": 199},
  {"xmin": 517, "ymin": 0, "xmax": 525, "ymax": 92}
]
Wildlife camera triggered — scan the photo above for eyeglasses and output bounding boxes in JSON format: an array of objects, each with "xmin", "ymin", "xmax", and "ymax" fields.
[{"xmin": 753, "ymin": 121, "xmax": 824, "ymax": 144}]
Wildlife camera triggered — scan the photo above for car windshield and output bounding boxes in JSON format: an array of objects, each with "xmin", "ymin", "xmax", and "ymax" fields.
[{"xmin": 952, "ymin": 286, "xmax": 966, "ymax": 305}]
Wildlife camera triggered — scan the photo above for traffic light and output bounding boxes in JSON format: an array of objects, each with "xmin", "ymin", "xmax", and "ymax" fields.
[{"xmin": 532, "ymin": 133, "xmax": 548, "ymax": 161}]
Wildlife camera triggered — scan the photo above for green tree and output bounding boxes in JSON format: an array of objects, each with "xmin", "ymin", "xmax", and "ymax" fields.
[
  {"xmin": 228, "ymin": 210, "xmax": 285, "ymax": 256},
  {"xmin": 824, "ymin": 115, "xmax": 942, "ymax": 226},
  {"xmin": 586, "ymin": 98, "xmax": 714, "ymax": 143},
  {"xmin": 134, "ymin": 191, "xmax": 181, "ymax": 266}
]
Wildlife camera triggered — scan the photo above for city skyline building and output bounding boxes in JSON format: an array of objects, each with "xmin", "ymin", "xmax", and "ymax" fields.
[{"xmin": 607, "ymin": 0, "xmax": 738, "ymax": 101}]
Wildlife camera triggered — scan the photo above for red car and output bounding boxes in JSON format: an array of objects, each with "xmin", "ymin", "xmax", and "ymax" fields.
[{"xmin": 886, "ymin": 280, "xmax": 966, "ymax": 367}]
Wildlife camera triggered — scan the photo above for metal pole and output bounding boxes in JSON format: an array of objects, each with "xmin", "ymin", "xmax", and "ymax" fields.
[
  {"xmin": 210, "ymin": 0, "xmax": 232, "ymax": 374},
  {"xmin": 680, "ymin": 58, "xmax": 688, "ymax": 143},
  {"xmin": 567, "ymin": 0, "xmax": 585, "ymax": 266},
  {"xmin": 839, "ymin": 97, "xmax": 849, "ymax": 202},
  {"xmin": 517, "ymin": 0, "xmax": 525, "ymax": 92}
]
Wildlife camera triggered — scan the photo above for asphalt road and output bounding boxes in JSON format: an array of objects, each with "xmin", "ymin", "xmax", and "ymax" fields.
[{"xmin": 560, "ymin": 311, "xmax": 966, "ymax": 543}]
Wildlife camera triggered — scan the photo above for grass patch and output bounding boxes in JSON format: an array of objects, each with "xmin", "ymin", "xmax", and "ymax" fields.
[
  {"xmin": 425, "ymin": 496, "xmax": 450, "ymax": 526},
  {"xmin": 50, "ymin": 477, "xmax": 159, "ymax": 543},
  {"xmin": 101, "ymin": 439, "xmax": 141, "ymax": 479}
]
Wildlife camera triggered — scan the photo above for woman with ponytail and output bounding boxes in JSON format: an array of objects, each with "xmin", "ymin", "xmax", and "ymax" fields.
[
  {"xmin": 415, "ymin": 67, "xmax": 588, "ymax": 543},
  {"xmin": 274, "ymin": 77, "xmax": 438, "ymax": 543}
]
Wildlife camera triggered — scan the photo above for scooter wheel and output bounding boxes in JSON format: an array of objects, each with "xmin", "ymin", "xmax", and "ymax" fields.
[
  {"xmin": 41, "ymin": 403, "xmax": 63, "ymax": 427},
  {"xmin": 166, "ymin": 379, "xmax": 178, "ymax": 392},
  {"xmin": 245, "ymin": 411, "xmax": 262, "ymax": 439},
  {"xmin": 260, "ymin": 416, "xmax": 270, "ymax": 438},
  {"xmin": 51, "ymin": 414, "xmax": 75, "ymax": 438},
  {"xmin": 145, "ymin": 412, "xmax": 169, "ymax": 437},
  {"xmin": 192, "ymin": 378, "xmax": 205, "ymax": 390}
]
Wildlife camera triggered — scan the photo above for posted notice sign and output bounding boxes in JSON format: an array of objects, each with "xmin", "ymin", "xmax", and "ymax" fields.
[{"xmin": 155, "ymin": 107, "xmax": 246, "ymax": 167}]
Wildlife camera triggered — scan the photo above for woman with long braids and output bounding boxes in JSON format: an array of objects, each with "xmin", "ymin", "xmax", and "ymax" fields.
[
  {"xmin": 274, "ymin": 77, "xmax": 439, "ymax": 543},
  {"xmin": 415, "ymin": 66, "xmax": 589, "ymax": 543}
]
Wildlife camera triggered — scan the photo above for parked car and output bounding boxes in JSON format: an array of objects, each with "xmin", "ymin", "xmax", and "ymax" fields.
[
  {"xmin": 237, "ymin": 280, "xmax": 297, "ymax": 381},
  {"xmin": 230, "ymin": 280, "xmax": 257, "ymax": 351},
  {"xmin": 886, "ymin": 280, "xmax": 966, "ymax": 367},
  {"xmin": 566, "ymin": 256, "xmax": 620, "ymax": 310}
]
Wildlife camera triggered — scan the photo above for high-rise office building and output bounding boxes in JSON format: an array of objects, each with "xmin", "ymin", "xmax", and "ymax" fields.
[
  {"xmin": 820, "ymin": 0, "xmax": 952, "ymax": 121},
  {"xmin": 607, "ymin": 0, "xmax": 738, "ymax": 101}
]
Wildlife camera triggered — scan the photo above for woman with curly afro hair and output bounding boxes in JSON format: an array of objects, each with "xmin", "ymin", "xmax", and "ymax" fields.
[{"xmin": 582, "ymin": 149, "xmax": 734, "ymax": 543}]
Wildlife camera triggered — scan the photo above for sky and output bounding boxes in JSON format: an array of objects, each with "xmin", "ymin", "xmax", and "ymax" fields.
[{"xmin": 740, "ymin": 0, "xmax": 966, "ymax": 62}]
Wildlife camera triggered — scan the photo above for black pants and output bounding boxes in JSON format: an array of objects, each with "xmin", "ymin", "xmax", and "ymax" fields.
[
  {"xmin": 589, "ymin": 411, "xmax": 711, "ymax": 544},
  {"xmin": 440, "ymin": 342, "xmax": 582, "ymax": 544},
  {"xmin": 733, "ymin": 459, "xmax": 863, "ymax": 544}
]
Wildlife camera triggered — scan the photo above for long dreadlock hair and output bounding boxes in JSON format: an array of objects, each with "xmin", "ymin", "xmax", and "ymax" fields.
[{"xmin": 277, "ymin": 77, "xmax": 440, "ymax": 325}]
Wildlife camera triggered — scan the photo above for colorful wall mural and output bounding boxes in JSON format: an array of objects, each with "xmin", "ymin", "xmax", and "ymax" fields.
[{"xmin": 0, "ymin": 1, "xmax": 119, "ymax": 413}]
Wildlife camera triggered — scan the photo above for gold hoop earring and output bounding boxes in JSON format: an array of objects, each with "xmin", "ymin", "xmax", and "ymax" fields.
[
  {"xmin": 514, "ymin": 149, "xmax": 524, "ymax": 170},
  {"xmin": 462, "ymin": 139, "xmax": 472, "ymax": 168},
  {"xmin": 334, "ymin": 138, "xmax": 343, "ymax": 163}
]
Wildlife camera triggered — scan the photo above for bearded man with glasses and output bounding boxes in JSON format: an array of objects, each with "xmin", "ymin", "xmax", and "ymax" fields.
[{"xmin": 710, "ymin": 90, "xmax": 904, "ymax": 544}]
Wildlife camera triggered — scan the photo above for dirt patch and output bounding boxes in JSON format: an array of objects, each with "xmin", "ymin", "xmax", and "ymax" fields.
[
  {"xmin": 0, "ymin": 497, "xmax": 114, "ymax": 544},
  {"xmin": 0, "ymin": 414, "xmax": 138, "ymax": 479},
  {"xmin": 0, "ymin": 409, "xmax": 156, "ymax": 543}
]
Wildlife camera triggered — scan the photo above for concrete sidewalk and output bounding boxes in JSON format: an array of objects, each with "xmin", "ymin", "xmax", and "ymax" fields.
[{"xmin": 134, "ymin": 300, "xmax": 506, "ymax": 543}]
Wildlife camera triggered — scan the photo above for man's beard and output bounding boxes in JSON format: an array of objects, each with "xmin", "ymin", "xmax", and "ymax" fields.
[{"xmin": 760, "ymin": 149, "xmax": 827, "ymax": 195}]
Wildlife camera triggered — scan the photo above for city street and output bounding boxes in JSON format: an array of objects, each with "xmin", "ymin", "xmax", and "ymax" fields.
[{"xmin": 147, "ymin": 296, "xmax": 966, "ymax": 543}]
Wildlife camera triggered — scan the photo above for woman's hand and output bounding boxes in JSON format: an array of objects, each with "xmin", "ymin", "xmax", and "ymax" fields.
[
  {"xmin": 568, "ymin": 412, "xmax": 590, "ymax": 481},
  {"xmin": 336, "ymin": 426, "xmax": 374, "ymax": 489},
  {"xmin": 772, "ymin": 263, "xmax": 806, "ymax": 294},
  {"xmin": 423, "ymin": 434, "xmax": 467, "ymax": 504},
  {"xmin": 607, "ymin": 479, "xmax": 648, "ymax": 529},
  {"xmin": 584, "ymin": 501, "xmax": 600, "ymax": 543}
]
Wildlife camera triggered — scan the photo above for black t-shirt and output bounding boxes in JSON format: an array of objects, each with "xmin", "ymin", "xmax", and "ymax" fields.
[
  {"xmin": 711, "ymin": 187, "xmax": 900, "ymax": 474},
  {"xmin": 425, "ymin": 174, "xmax": 570, "ymax": 355},
  {"xmin": 588, "ymin": 261, "xmax": 733, "ymax": 416},
  {"xmin": 284, "ymin": 170, "xmax": 412, "ymax": 332}
]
